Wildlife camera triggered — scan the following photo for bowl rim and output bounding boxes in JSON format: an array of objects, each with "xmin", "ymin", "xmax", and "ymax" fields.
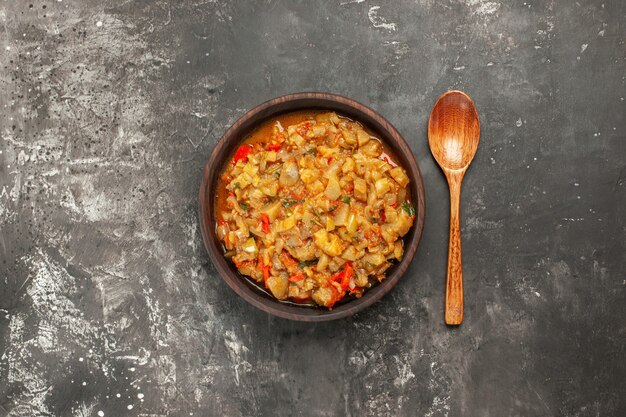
[{"xmin": 198, "ymin": 92, "xmax": 425, "ymax": 321}]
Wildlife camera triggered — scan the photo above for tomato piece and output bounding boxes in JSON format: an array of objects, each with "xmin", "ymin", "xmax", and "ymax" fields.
[
  {"xmin": 380, "ymin": 209, "xmax": 386, "ymax": 223},
  {"xmin": 232, "ymin": 145, "xmax": 253, "ymax": 165}
]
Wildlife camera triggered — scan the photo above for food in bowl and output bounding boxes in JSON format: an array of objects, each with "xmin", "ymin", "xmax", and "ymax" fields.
[{"xmin": 215, "ymin": 111, "xmax": 415, "ymax": 308}]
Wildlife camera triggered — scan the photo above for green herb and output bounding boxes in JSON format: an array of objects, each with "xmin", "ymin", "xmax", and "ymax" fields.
[
  {"xmin": 239, "ymin": 202, "xmax": 249, "ymax": 211},
  {"xmin": 305, "ymin": 147, "xmax": 317, "ymax": 156},
  {"xmin": 371, "ymin": 218, "xmax": 378, "ymax": 224},
  {"xmin": 342, "ymin": 195, "xmax": 351, "ymax": 204},
  {"xmin": 274, "ymin": 171, "xmax": 281, "ymax": 178},
  {"xmin": 401, "ymin": 201, "xmax": 415, "ymax": 217},
  {"xmin": 233, "ymin": 182, "xmax": 241, "ymax": 189},
  {"xmin": 298, "ymin": 259, "xmax": 319, "ymax": 269},
  {"xmin": 328, "ymin": 205, "xmax": 338, "ymax": 212}
]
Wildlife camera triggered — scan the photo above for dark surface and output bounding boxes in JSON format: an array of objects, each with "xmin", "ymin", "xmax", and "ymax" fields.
[
  {"xmin": 198, "ymin": 92, "xmax": 426, "ymax": 321},
  {"xmin": 0, "ymin": 0, "xmax": 624, "ymax": 416}
]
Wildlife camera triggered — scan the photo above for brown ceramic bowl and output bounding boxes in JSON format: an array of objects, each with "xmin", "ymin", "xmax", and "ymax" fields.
[{"xmin": 199, "ymin": 92, "xmax": 425, "ymax": 321}]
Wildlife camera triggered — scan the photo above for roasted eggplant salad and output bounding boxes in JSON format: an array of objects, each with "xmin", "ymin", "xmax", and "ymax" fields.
[{"xmin": 215, "ymin": 111, "xmax": 415, "ymax": 308}]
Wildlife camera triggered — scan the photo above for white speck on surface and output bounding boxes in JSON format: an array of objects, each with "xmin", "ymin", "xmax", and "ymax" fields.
[
  {"xmin": 580, "ymin": 43, "xmax": 588, "ymax": 53},
  {"xmin": 453, "ymin": 65, "xmax": 465, "ymax": 71},
  {"xmin": 129, "ymin": 367, "xmax": 136, "ymax": 372},
  {"xmin": 127, "ymin": 404, "xmax": 133, "ymax": 410},
  {"xmin": 98, "ymin": 411, "xmax": 104, "ymax": 417},
  {"xmin": 79, "ymin": 357, "xmax": 84, "ymax": 362},
  {"xmin": 340, "ymin": 0, "xmax": 364, "ymax": 4},
  {"xmin": 574, "ymin": 182, "xmax": 579, "ymax": 187},
  {"xmin": 116, "ymin": 393, "xmax": 121, "ymax": 398},
  {"xmin": 367, "ymin": 6, "xmax": 397, "ymax": 32},
  {"xmin": 82, "ymin": 381, "xmax": 87, "ymax": 386},
  {"xmin": 473, "ymin": 1, "xmax": 500, "ymax": 16},
  {"xmin": 137, "ymin": 393, "xmax": 144, "ymax": 399},
  {"xmin": 534, "ymin": 292, "xmax": 541, "ymax": 297},
  {"xmin": 516, "ymin": 118, "xmax": 523, "ymax": 127},
  {"xmin": 96, "ymin": 21, "xmax": 103, "ymax": 27}
]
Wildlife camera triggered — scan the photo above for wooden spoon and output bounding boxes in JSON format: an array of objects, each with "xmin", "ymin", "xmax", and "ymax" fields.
[{"xmin": 428, "ymin": 91, "xmax": 480, "ymax": 325}]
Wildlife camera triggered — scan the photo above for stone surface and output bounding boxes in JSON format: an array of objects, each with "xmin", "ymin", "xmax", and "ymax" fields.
[{"xmin": 0, "ymin": 0, "xmax": 624, "ymax": 416}]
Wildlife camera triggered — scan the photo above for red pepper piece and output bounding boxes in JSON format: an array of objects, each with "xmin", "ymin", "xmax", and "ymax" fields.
[
  {"xmin": 288, "ymin": 272, "xmax": 305, "ymax": 283},
  {"xmin": 326, "ymin": 284, "xmax": 346, "ymax": 308},
  {"xmin": 340, "ymin": 263, "xmax": 354, "ymax": 290},
  {"xmin": 380, "ymin": 209, "xmax": 386, "ymax": 222},
  {"xmin": 258, "ymin": 255, "xmax": 271, "ymax": 288},
  {"xmin": 232, "ymin": 145, "xmax": 253, "ymax": 165},
  {"xmin": 266, "ymin": 142, "xmax": 281, "ymax": 151},
  {"xmin": 260, "ymin": 213, "xmax": 270, "ymax": 234},
  {"xmin": 328, "ymin": 262, "xmax": 353, "ymax": 291}
]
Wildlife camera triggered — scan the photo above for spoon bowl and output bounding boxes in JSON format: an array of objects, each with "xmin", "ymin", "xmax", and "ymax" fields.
[
  {"xmin": 428, "ymin": 91, "xmax": 480, "ymax": 325},
  {"xmin": 428, "ymin": 91, "xmax": 480, "ymax": 171}
]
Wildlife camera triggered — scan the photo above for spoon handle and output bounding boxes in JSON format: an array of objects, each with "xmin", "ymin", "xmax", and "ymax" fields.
[{"xmin": 445, "ymin": 172, "xmax": 464, "ymax": 325}]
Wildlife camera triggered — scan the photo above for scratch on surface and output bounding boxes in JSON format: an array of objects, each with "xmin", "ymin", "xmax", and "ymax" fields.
[
  {"xmin": 368, "ymin": 6, "xmax": 397, "ymax": 32},
  {"xmin": 223, "ymin": 330, "xmax": 252, "ymax": 386},
  {"xmin": 392, "ymin": 355, "xmax": 415, "ymax": 388}
]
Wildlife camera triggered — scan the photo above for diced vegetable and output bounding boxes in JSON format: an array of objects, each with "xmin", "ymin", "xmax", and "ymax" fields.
[
  {"xmin": 232, "ymin": 145, "xmax": 253, "ymax": 165},
  {"xmin": 389, "ymin": 166, "xmax": 409, "ymax": 187},
  {"xmin": 266, "ymin": 275, "xmax": 289, "ymax": 299},
  {"xmin": 279, "ymin": 161, "xmax": 300, "ymax": 186},
  {"xmin": 345, "ymin": 212, "xmax": 358, "ymax": 234},
  {"xmin": 341, "ymin": 128, "xmax": 356, "ymax": 145},
  {"xmin": 261, "ymin": 213, "xmax": 270, "ymax": 234},
  {"xmin": 401, "ymin": 201, "xmax": 415, "ymax": 217},
  {"xmin": 325, "ymin": 175, "xmax": 341, "ymax": 201},
  {"xmin": 261, "ymin": 200, "xmax": 282, "ymax": 221},
  {"xmin": 313, "ymin": 229, "xmax": 345, "ymax": 257},
  {"xmin": 333, "ymin": 204, "xmax": 350, "ymax": 226},
  {"xmin": 267, "ymin": 142, "xmax": 282, "ymax": 151},
  {"xmin": 241, "ymin": 237, "xmax": 258, "ymax": 254},
  {"xmin": 288, "ymin": 272, "xmax": 305, "ymax": 283},
  {"xmin": 375, "ymin": 178, "xmax": 392, "ymax": 197},
  {"xmin": 353, "ymin": 178, "xmax": 367, "ymax": 201},
  {"xmin": 356, "ymin": 128, "xmax": 371, "ymax": 146}
]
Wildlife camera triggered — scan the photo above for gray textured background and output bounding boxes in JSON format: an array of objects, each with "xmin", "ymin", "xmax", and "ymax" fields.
[{"xmin": 1, "ymin": 0, "xmax": 625, "ymax": 416}]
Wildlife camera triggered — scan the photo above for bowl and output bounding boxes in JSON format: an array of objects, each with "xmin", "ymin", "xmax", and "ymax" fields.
[{"xmin": 199, "ymin": 92, "xmax": 425, "ymax": 321}]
